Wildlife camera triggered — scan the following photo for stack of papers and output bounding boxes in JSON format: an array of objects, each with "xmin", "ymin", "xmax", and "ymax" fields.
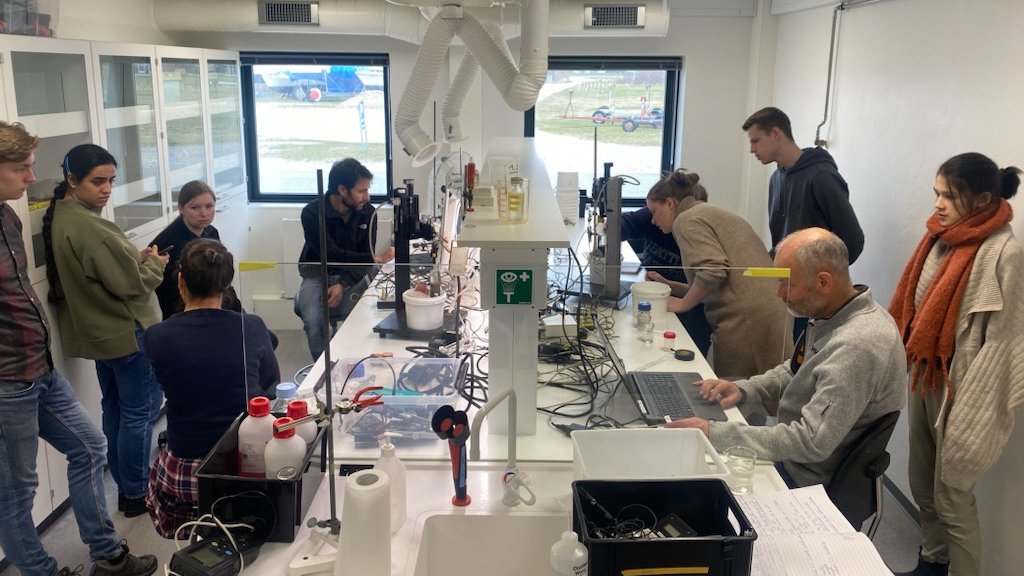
[{"xmin": 737, "ymin": 485, "xmax": 894, "ymax": 575}]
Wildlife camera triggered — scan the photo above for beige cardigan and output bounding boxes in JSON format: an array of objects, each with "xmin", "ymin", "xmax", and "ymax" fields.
[{"xmin": 938, "ymin": 225, "xmax": 1024, "ymax": 490}]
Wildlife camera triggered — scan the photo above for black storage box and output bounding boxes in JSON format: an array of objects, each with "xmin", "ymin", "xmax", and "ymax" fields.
[
  {"xmin": 572, "ymin": 479, "xmax": 757, "ymax": 576},
  {"xmin": 196, "ymin": 413, "xmax": 325, "ymax": 543}
]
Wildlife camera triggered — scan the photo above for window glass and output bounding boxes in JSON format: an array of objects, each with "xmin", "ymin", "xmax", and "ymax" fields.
[
  {"xmin": 241, "ymin": 55, "xmax": 390, "ymax": 201},
  {"xmin": 530, "ymin": 58, "xmax": 680, "ymax": 204}
]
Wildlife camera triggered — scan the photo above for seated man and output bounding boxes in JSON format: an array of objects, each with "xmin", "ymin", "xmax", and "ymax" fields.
[
  {"xmin": 667, "ymin": 228, "xmax": 906, "ymax": 488},
  {"xmin": 294, "ymin": 158, "xmax": 393, "ymax": 359},
  {"xmin": 621, "ymin": 206, "xmax": 713, "ymax": 356}
]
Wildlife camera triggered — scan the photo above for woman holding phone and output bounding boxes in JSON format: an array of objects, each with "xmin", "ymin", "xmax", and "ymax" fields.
[
  {"xmin": 42, "ymin": 143, "xmax": 167, "ymax": 518},
  {"xmin": 152, "ymin": 180, "xmax": 220, "ymax": 319}
]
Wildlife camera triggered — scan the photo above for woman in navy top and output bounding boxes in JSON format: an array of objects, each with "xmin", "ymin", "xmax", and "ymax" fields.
[
  {"xmin": 143, "ymin": 239, "xmax": 279, "ymax": 538},
  {"xmin": 152, "ymin": 180, "xmax": 219, "ymax": 319}
]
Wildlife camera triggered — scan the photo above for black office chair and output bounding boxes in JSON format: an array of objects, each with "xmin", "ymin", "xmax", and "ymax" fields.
[{"xmin": 825, "ymin": 410, "xmax": 901, "ymax": 538}]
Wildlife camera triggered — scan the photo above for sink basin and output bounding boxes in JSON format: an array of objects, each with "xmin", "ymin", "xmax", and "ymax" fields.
[{"xmin": 408, "ymin": 511, "xmax": 568, "ymax": 576}]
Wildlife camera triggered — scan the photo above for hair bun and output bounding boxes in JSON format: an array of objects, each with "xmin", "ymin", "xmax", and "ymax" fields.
[{"xmin": 685, "ymin": 172, "xmax": 700, "ymax": 184}]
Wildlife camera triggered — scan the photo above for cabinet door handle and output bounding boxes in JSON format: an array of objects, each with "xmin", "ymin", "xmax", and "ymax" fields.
[
  {"xmin": 126, "ymin": 232, "xmax": 138, "ymax": 239},
  {"xmin": 215, "ymin": 205, "xmax": 231, "ymax": 214}
]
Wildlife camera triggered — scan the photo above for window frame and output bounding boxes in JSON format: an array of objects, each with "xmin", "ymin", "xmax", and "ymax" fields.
[
  {"xmin": 240, "ymin": 51, "xmax": 393, "ymax": 203},
  {"xmin": 524, "ymin": 55, "xmax": 682, "ymax": 207}
]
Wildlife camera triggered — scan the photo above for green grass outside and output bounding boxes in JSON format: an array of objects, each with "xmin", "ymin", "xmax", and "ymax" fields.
[
  {"xmin": 536, "ymin": 81, "xmax": 666, "ymax": 145},
  {"xmin": 261, "ymin": 140, "xmax": 386, "ymax": 161}
]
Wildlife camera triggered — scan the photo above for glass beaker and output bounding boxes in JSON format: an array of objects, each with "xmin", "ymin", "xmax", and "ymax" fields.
[{"xmin": 507, "ymin": 176, "xmax": 529, "ymax": 223}]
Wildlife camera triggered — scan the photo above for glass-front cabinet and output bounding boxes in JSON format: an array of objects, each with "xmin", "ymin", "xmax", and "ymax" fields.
[
  {"xmin": 204, "ymin": 50, "xmax": 245, "ymax": 198},
  {"xmin": 93, "ymin": 43, "xmax": 168, "ymax": 238},
  {"xmin": 157, "ymin": 47, "xmax": 207, "ymax": 207},
  {"xmin": 0, "ymin": 35, "xmax": 98, "ymax": 284}
]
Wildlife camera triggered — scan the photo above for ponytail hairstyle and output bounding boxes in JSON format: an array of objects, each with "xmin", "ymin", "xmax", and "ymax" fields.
[
  {"xmin": 178, "ymin": 238, "xmax": 235, "ymax": 300},
  {"xmin": 937, "ymin": 152, "xmax": 1021, "ymax": 216},
  {"xmin": 647, "ymin": 169, "xmax": 708, "ymax": 205},
  {"xmin": 43, "ymin": 144, "xmax": 117, "ymax": 302}
]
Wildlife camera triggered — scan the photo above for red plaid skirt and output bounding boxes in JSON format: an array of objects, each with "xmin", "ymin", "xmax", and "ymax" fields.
[{"xmin": 146, "ymin": 446, "xmax": 201, "ymax": 539}]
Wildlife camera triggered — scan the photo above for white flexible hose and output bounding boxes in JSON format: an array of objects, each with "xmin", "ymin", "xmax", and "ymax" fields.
[{"xmin": 441, "ymin": 52, "xmax": 479, "ymax": 143}]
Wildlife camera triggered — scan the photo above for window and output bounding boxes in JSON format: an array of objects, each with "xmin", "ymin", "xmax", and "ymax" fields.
[
  {"xmin": 526, "ymin": 56, "xmax": 682, "ymax": 204},
  {"xmin": 240, "ymin": 52, "xmax": 392, "ymax": 202}
]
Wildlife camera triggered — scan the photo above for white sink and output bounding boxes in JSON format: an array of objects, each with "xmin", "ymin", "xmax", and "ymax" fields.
[{"xmin": 407, "ymin": 511, "xmax": 569, "ymax": 576}]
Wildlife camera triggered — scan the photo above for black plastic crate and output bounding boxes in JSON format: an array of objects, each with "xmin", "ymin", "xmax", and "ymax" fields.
[
  {"xmin": 196, "ymin": 413, "xmax": 325, "ymax": 543},
  {"xmin": 572, "ymin": 479, "xmax": 757, "ymax": 576}
]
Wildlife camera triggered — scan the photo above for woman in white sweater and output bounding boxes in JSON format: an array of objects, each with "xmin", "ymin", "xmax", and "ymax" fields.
[{"xmin": 890, "ymin": 153, "xmax": 1023, "ymax": 576}]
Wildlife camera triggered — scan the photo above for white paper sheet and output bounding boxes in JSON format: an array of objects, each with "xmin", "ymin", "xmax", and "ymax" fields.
[{"xmin": 736, "ymin": 485, "xmax": 893, "ymax": 575}]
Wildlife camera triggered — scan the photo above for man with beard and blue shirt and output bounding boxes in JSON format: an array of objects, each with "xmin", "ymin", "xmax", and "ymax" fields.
[{"xmin": 294, "ymin": 158, "xmax": 394, "ymax": 359}]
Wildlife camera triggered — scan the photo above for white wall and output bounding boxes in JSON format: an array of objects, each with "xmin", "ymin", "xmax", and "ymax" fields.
[
  {"xmin": 58, "ymin": 0, "xmax": 176, "ymax": 44},
  {"xmin": 773, "ymin": 0, "xmax": 1024, "ymax": 570}
]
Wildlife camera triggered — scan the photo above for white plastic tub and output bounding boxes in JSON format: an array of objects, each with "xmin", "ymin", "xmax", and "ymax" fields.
[
  {"xmin": 403, "ymin": 289, "xmax": 445, "ymax": 331},
  {"xmin": 571, "ymin": 428, "xmax": 728, "ymax": 480},
  {"xmin": 630, "ymin": 281, "xmax": 672, "ymax": 322}
]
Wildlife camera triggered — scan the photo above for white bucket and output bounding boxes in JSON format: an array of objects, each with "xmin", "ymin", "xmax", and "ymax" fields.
[
  {"xmin": 402, "ymin": 289, "xmax": 446, "ymax": 331},
  {"xmin": 630, "ymin": 281, "xmax": 672, "ymax": 322}
]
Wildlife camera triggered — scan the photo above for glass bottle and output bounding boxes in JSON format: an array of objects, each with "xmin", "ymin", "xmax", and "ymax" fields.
[
  {"xmin": 637, "ymin": 301, "xmax": 654, "ymax": 344},
  {"xmin": 507, "ymin": 176, "xmax": 529, "ymax": 223}
]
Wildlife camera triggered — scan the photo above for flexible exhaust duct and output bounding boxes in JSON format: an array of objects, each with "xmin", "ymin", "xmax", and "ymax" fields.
[
  {"xmin": 441, "ymin": 52, "xmax": 479, "ymax": 143},
  {"xmin": 396, "ymin": 1, "xmax": 550, "ymax": 167}
]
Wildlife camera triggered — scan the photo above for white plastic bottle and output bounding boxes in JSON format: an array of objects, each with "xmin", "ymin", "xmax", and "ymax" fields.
[
  {"xmin": 264, "ymin": 417, "xmax": 308, "ymax": 479},
  {"xmin": 373, "ymin": 432, "xmax": 407, "ymax": 534},
  {"xmin": 550, "ymin": 530, "xmax": 588, "ymax": 576},
  {"xmin": 286, "ymin": 400, "xmax": 318, "ymax": 446},
  {"xmin": 237, "ymin": 396, "xmax": 274, "ymax": 477}
]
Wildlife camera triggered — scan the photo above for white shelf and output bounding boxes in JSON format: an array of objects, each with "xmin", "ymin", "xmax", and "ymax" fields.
[
  {"xmin": 20, "ymin": 111, "xmax": 89, "ymax": 138},
  {"xmin": 103, "ymin": 104, "xmax": 155, "ymax": 130}
]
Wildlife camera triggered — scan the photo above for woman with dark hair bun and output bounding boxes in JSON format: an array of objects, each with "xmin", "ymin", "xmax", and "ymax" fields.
[
  {"xmin": 143, "ymin": 239, "xmax": 279, "ymax": 538},
  {"xmin": 43, "ymin": 143, "xmax": 167, "ymax": 518},
  {"xmin": 890, "ymin": 153, "xmax": 1024, "ymax": 576},
  {"xmin": 151, "ymin": 180, "xmax": 220, "ymax": 319}
]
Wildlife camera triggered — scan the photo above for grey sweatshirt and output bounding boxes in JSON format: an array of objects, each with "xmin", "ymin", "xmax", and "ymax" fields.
[{"xmin": 708, "ymin": 287, "xmax": 907, "ymax": 487}]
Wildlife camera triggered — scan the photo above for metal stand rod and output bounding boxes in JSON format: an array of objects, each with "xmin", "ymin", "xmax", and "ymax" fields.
[{"xmin": 315, "ymin": 168, "xmax": 341, "ymax": 534}]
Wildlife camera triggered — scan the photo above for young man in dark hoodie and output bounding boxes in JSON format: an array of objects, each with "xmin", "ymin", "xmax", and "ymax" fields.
[{"xmin": 742, "ymin": 107, "xmax": 864, "ymax": 264}]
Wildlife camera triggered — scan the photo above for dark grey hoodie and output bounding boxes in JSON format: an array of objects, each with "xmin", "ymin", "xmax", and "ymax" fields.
[{"xmin": 768, "ymin": 147, "xmax": 864, "ymax": 263}]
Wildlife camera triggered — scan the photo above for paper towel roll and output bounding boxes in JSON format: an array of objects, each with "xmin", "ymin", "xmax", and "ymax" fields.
[{"xmin": 335, "ymin": 469, "xmax": 391, "ymax": 575}]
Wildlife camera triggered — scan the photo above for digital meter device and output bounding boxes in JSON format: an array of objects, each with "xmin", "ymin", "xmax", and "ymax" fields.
[{"xmin": 167, "ymin": 531, "xmax": 262, "ymax": 576}]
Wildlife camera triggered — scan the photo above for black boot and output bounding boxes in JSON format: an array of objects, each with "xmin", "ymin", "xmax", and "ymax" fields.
[{"xmin": 893, "ymin": 554, "xmax": 949, "ymax": 576}]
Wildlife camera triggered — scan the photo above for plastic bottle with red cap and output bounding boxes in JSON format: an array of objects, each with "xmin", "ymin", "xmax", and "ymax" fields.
[
  {"xmin": 264, "ymin": 417, "xmax": 308, "ymax": 479},
  {"xmin": 287, "ymin": 400, "xmax": 318, "ymax": 445},
  {"xmin": 237, "ymin": 396, "xmax": 274, "ymax": 477}
]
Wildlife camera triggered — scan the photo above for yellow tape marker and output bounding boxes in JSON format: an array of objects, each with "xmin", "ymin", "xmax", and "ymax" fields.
[
  {"xmin": 621, "ymin": 568, "xmax": 710, "ymax": 575},
  {"xmin": 238, "ymin": 261, "xmax": 278, "ymax": 272},
  {"xmin": 28, "ymin": 201, "xmax": 50, "ymax": 212},
  {"xmin": 743, "ymin": 266, "xmax": 790, "ymax": 278}
]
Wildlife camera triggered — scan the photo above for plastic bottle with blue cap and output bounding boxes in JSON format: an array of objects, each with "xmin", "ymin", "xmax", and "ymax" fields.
[
  {"xmin": 271, "ymin": 381, "xmax": 298, "ymax": 413},
  {"xmin": 637, "ymin": 301, "xmax": 654, "ymax": 344}
]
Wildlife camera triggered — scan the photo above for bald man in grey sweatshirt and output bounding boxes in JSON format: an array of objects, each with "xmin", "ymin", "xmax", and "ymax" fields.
[{"xmin": 667, "ymin": 228, "xmax": 907, "ymax": 488}]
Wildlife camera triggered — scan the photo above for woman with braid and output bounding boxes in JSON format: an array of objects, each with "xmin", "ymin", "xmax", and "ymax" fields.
[
  {"xmin": 43, "ymin": 144, "xmax": 166, "ymax": 519},
  {"xmin": 890, "ymin": 153, "xmax": 1024, "ymax": 576}
]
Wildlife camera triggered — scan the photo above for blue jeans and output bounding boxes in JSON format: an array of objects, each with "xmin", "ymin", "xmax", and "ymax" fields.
[
  {"xmin": 0, "ymin": 369, "xmax": 122, "ymax": 576},
  {"xmin": 294, "ymin": 275, "xmax": 368, "ymax": 360},
  {"xmin": 94, "ymin": 326, "xmax": 161, "ymax": 500}
]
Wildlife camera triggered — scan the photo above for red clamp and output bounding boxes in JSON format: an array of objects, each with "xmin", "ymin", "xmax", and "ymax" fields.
[{"xmin": 338, "ymin": 385, "xmax": 383, "ymax": 414}]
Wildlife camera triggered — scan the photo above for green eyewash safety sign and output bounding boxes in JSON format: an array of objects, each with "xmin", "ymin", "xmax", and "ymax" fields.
[{"xmin": 495, "ymin": 269, "xmax": 533, "ymax": 305}]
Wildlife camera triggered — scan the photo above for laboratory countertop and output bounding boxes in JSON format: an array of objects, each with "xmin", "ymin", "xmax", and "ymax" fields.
[{"xmin": 297, "ymin": 291, "xmax": 742, "ymax": 464}]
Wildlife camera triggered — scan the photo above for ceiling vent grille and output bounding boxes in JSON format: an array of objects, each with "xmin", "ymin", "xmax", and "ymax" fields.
[
  {"xmin": 259, "ymin": 1, "xmax": 319, "ymax": 26},
  {"xmin": 585, "ymin": 4, "xmax": 646, "ymax": 28}
]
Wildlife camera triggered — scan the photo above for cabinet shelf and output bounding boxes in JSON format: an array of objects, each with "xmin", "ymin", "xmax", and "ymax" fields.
[{"xmin": 19, "ymin": 110, "xmax": 89, "ymax": 139}]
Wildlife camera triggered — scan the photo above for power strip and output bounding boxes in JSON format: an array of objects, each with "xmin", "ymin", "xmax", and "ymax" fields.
[{"xmin": 542, "ymin": 315, "xmax": 578, "ymax": 338}]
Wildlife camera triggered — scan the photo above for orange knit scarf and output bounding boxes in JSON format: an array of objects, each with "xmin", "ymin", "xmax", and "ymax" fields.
[{"xmin": 889, "ymin": 199, "xmax": 1012, "ymax": 396}]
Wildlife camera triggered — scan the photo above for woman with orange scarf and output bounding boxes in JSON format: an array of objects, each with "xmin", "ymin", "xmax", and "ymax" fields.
[{"xmin": 890, "ymin": 153, "xmax": 1023, "ymax": 576}]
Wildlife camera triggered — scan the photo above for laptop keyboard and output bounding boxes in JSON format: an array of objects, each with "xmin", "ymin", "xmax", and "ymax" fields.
[{"xmin": 638, "ymin": 373, "xmax": 695, "ymax": 419}]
